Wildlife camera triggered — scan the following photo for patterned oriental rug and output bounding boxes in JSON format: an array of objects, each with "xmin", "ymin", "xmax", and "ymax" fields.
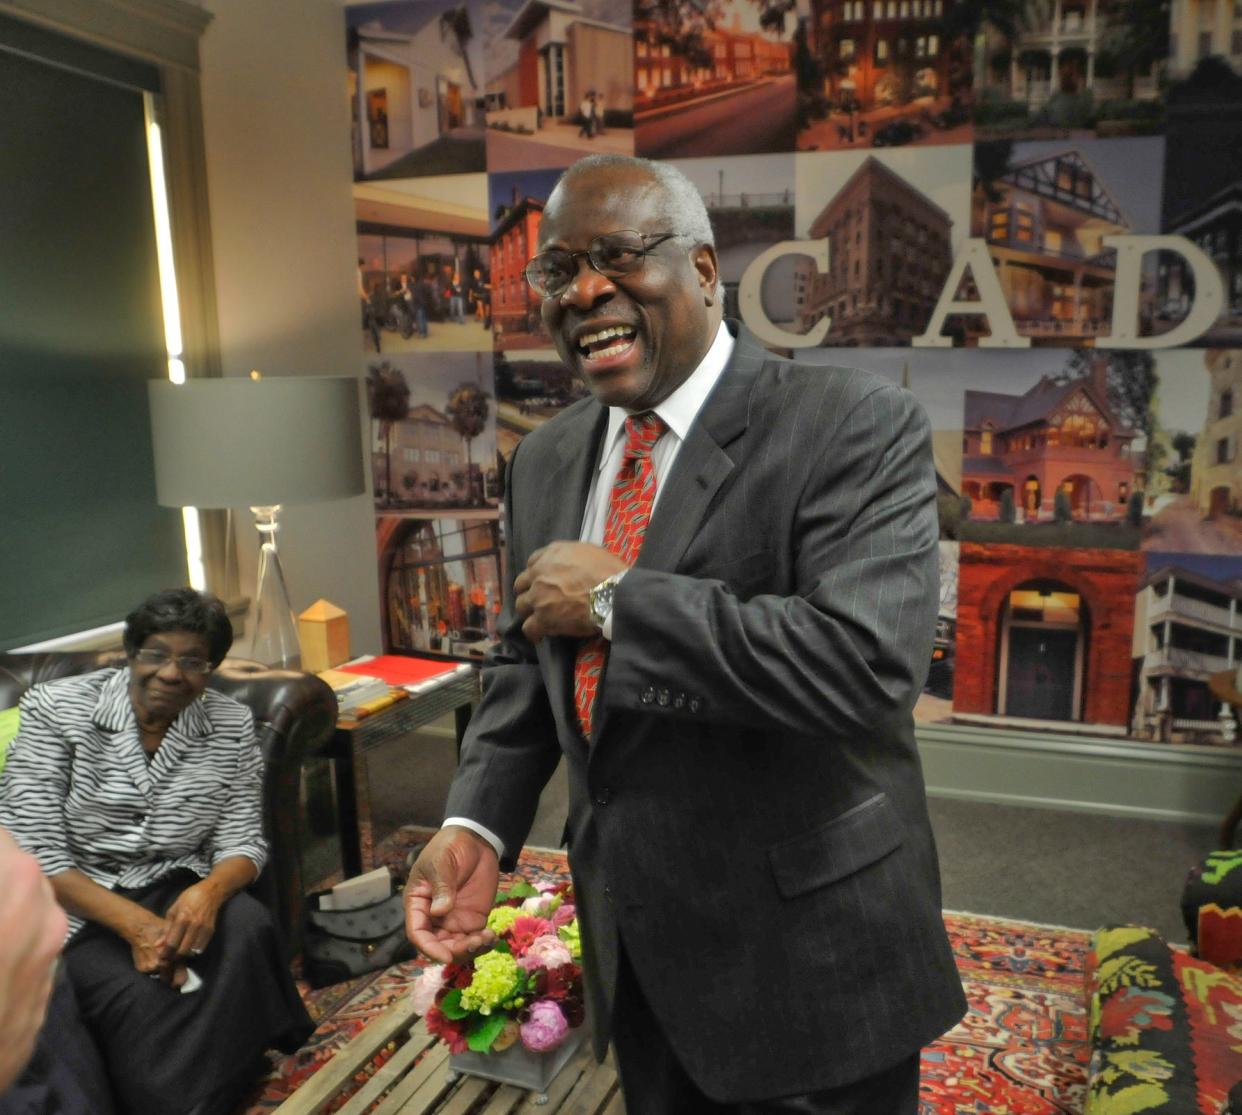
[{"xmin": 237, "ymin": 839, "xmax": 1090, "ymax": 1114}]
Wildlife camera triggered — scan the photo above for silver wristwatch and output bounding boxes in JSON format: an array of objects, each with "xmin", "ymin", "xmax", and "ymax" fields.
[{"xmin": 589, "ymin": 571, "xmax": 626, "ymax": 632}]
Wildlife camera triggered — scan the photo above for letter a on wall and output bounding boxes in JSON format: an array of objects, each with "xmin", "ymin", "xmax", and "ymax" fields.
[{"xmin": 913, "ymin": 239, "xmax": 1030, "ymax": 349}]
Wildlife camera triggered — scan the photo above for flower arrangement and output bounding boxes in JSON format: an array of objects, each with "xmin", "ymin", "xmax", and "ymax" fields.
[{"xmin": 412, "ymin": 880, "xmax": 584, "ymax": 1056}]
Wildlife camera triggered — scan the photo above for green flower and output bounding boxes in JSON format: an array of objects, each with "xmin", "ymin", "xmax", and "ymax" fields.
[
  {"xmin": 460, "ymin": 950, "xmax": 520, "ymax": 1015},
  {"xmin": 558, "ymin": 919, "xmax": 581, "ymax": 960},
  {"xmin": 487, "ymin": 906, "xmax": 521, "ymax": 936}
]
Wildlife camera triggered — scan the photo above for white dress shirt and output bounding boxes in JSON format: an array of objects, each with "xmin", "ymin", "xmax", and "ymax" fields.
[{"xmin": 447, "ymin": 322, "xmax": 735, "ymax": 858}]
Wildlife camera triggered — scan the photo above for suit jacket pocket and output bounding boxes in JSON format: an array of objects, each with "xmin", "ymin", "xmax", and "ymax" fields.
[{"xmin": 767, "ymin": 792, "xmax": 903, "ymax": 899}]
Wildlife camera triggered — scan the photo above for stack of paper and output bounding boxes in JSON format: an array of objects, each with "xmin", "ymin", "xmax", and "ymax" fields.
[{"xmin": 318, "ymin": 669, "xmax": 392, "ymax": 715}]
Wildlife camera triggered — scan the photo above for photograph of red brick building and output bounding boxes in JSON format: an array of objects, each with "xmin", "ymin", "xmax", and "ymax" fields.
[
  {"xmin": 794, "ymin": 153, "xmax": 956, "ymax": 344},
  {"xmin": 489, "ymin": 169, "xmax": 560, "ymax": 348},
  {"xmin": 961, "ymin": 358, "xmax": 1142, "ymax": 522},
  {"xmin": 954, "ymin": 541, "xmax": 1142, "ymax": 728}
]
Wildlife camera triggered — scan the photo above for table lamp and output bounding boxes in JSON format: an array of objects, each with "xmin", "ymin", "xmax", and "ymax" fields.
[{"xmin": 148, "ymin": 375, "xmax": 365, "ymax": 668}]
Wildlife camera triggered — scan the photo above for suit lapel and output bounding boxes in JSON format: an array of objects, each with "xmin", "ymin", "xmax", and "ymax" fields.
[
  {"xmin": 539, "ymin": 401, "xmax": 608, "ymax": 546},
  {"xmin": 637, "ymin": 327, "xmax": 768, "ymax": 573}
]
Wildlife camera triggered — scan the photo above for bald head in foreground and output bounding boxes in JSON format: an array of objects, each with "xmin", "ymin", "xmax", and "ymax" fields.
[{"xmin": 404, "ymin": 154, "xmax": 966, "ymax": 1114}]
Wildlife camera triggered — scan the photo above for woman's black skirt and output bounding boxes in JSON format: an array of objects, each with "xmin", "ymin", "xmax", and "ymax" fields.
[{"xmin": 63, "ymin": 871, "xmax": 313, "ymax": 1115}]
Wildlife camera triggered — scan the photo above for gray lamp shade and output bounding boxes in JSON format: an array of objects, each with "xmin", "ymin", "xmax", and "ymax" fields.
[{"xmin": 148, "ymin": 376, "xmax": 365, "ymax": 507}]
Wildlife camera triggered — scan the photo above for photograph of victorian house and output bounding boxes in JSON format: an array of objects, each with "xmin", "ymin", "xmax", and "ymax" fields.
[
  {"xmin": 960, "ymin": 357, "xmax": 1143, "ymax": 526},
  {"xmin": 970, "ymin": 139, "xmax": 1162, "ymax": 345},
  {"xmin": 1167, "ymin": 0, "xmax": 1242, "ymax": 79},
  {"xmin": 971, "ymin": 0, "xmax": 1164, "ymax": 138},
  {"xmin": 799, "ymin": 0, "xmax": 973, "ymax": 150},
  {"xmin": 634, "ymin": 0, "xmax": 797, "ymax": 157},
  {"xmin": 1131, "ymin": 554, "xmax": 1242, "ymax": 745},
  {"xmin": 793, "ymin": 148, "xmax": 963, "ymax": 344},
  {"xmin": 481, "ymin": 0, "xmax": 633, "ymax": 169},
  {"xmin": 347, "ymin": 1, "xmax": 486, "ymax": 180}
]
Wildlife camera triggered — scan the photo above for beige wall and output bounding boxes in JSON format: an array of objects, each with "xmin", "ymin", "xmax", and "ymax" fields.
[
  {"xmin": 567, "ymin": 24, "xmax": 635, "ymax": 113},
  {"xmin": 199, "ymin": 0, "xmax": 382, "ymax": 656}
]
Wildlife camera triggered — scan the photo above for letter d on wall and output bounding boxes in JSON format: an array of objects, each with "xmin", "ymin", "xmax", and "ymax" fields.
[
  {"xmin": 1098, "ymin": 235, "xmax": 1223, "ymax": 349},
  {"xmin": 737, "ymin": 239, "xmax": 831, "ymax": 349}
]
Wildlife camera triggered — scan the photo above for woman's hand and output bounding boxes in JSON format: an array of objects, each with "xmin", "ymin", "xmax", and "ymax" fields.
[
  {"xmin": 159, "ymin": 880, "xmax": 223, "ymax": 961},
  {"xmin": 125, "ymin": 908, "xmax": 184, "ymax": 986}
]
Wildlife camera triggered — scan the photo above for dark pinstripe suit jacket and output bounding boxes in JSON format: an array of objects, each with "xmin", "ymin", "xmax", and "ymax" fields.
[{"xmin": 445, "ymin": 323, "xmax": 967, "ymax": 1102}]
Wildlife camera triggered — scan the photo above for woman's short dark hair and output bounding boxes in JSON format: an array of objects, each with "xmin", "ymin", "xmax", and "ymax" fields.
[{"xmin": 123, "ymin": 588, "xmax": 234, "ymax": 667}]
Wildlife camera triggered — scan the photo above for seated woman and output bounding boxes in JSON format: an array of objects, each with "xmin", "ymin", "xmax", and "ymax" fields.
[{"xmin": 0, "ymin": 588, "xmax": 314, "ymax": 1115}]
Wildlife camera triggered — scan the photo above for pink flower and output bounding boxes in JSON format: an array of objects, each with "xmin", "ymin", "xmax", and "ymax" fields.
[
  {"xmin": 520, "ymin": 999, "xmax": 569, "ymax": 1052},
  {"xmin": 410, "ymin": 965, "xmax": 447, "ymax": 1016},
  {"xmin": 551, "ymin": 903, "xmax": 575, "ymax": 928},
  {"xmin": 508, "ymin": 916, "xmax": 555, "ymax": 956},
  {"xmin": 518, "ymin": 935, "xmax": 573, "ymax": 971}
]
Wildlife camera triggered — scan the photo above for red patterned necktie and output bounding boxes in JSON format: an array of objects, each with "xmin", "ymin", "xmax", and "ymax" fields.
[{"xmin": 573, "ymin": 411, "xmax": 669, "ymax": 739}]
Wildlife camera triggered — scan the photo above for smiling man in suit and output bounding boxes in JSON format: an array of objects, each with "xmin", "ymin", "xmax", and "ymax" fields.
[{"xmin": 404, "ymin": 154, "xmax": 966, "ymax": 1113}]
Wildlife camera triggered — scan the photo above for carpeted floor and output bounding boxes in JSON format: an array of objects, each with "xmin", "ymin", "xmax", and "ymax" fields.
[{"xmin": 237, "ymin": 837, "xmax": 1091, "ymax": 1115}]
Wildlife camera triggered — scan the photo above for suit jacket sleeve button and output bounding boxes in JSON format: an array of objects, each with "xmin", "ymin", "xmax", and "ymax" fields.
[
  {"xmin": 689, "ymin": 697, "xmax": 701, "ymax": 713},
  {"xmin": 673, "ymin": 692, "xmax": 685, "ymax": 709},
  {"xmin": 657, "ymin": 688, "xmax": 670, "ymax": 707},
  {"xmin": 640, "ymin": 687, "xmax": 655, "ymax": 704}
]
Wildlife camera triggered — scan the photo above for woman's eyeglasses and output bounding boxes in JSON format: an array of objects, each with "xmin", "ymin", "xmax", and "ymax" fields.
[
  {"xmin": 524, "ymin": 230, "xmax": 682, "ymax": 299},
  {"xmin": 132, "ymin": 648, "xmax": 212, "ymax": 676}
]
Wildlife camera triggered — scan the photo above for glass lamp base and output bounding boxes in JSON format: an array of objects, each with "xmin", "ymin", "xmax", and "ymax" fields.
[{"xmin": 250, "ymin": 505, "xmax": 300, "ymax": 669}]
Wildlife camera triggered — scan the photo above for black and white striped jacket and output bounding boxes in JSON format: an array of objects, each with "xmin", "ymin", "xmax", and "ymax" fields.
[{"xmin": 0, "ymin": 667, "xmax": 267, "ymax": 937}]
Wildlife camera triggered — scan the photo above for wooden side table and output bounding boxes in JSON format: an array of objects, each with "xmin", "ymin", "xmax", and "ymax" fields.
[{"xmin": 330, "ymin": 663, "xmax": 479, "ymax": 876}]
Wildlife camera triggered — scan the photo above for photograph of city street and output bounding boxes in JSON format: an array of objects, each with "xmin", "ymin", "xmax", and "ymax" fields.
[
  {"xmin": 493, "ymin": 347, "xmax": 589, "ymax": 461},
  {"xmin": 356, "ymin": 173, "xmax": 493, "ymax": 353},
  {"xmin": 634, "ymin": 0, "xmax": 798, "ymax": 157},
  {"xmin": 346, "ymin": 0, "xmax": 487, "ymax": 179},
  {"xmin": 481, "ymin": 0, "xmax": 634, "ymax": 170}
]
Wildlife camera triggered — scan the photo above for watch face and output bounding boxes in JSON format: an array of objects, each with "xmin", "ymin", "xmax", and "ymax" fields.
[{"xmin": 591, "ymin": 581, "xmax": 615, "ymax": 627}]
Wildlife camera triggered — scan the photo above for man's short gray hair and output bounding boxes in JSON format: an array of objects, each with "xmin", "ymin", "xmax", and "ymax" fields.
[{"xmin": 550, "ymin": 155, "xmax": 725, "ymax": 303}]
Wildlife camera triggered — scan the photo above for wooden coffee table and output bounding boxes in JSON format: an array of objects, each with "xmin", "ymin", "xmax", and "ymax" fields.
[{"xmin": 272, "ymin": 998, "xmax": 623, "ymax": 1114}]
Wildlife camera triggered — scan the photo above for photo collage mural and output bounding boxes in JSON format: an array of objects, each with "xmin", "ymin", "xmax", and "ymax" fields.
[{"xmin": 348, "ymin": 0, "xmax": 1242, "ymax": 752}]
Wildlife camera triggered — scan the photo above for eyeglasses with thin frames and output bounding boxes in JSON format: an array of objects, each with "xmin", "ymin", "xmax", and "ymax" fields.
[
  {"xmin": 524, "ymin": 230, "xmax": 683, "ymax": 299},
  {"xmin": 131, "ymin": 648, "xmax": 213, "ymax": 677}
]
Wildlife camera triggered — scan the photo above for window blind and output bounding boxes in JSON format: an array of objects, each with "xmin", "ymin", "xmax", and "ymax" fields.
[{"xmin": 0, "ymin": 17, "xmax": 186, "ymax": 648}]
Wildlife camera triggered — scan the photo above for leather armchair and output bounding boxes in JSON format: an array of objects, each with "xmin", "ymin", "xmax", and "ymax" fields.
[{"xmin": 0, "ymin": 652, "xmax": 337, "ymax": 957}]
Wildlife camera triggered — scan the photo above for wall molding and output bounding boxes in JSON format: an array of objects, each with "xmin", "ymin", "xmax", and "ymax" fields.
[
  {"xmin": 0, "ymin": 0, "xmax": 209, "ymax": 71},
  {"xmin": 917, "ymin": 721, "xmax": 1242, "ymax": 829}
]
